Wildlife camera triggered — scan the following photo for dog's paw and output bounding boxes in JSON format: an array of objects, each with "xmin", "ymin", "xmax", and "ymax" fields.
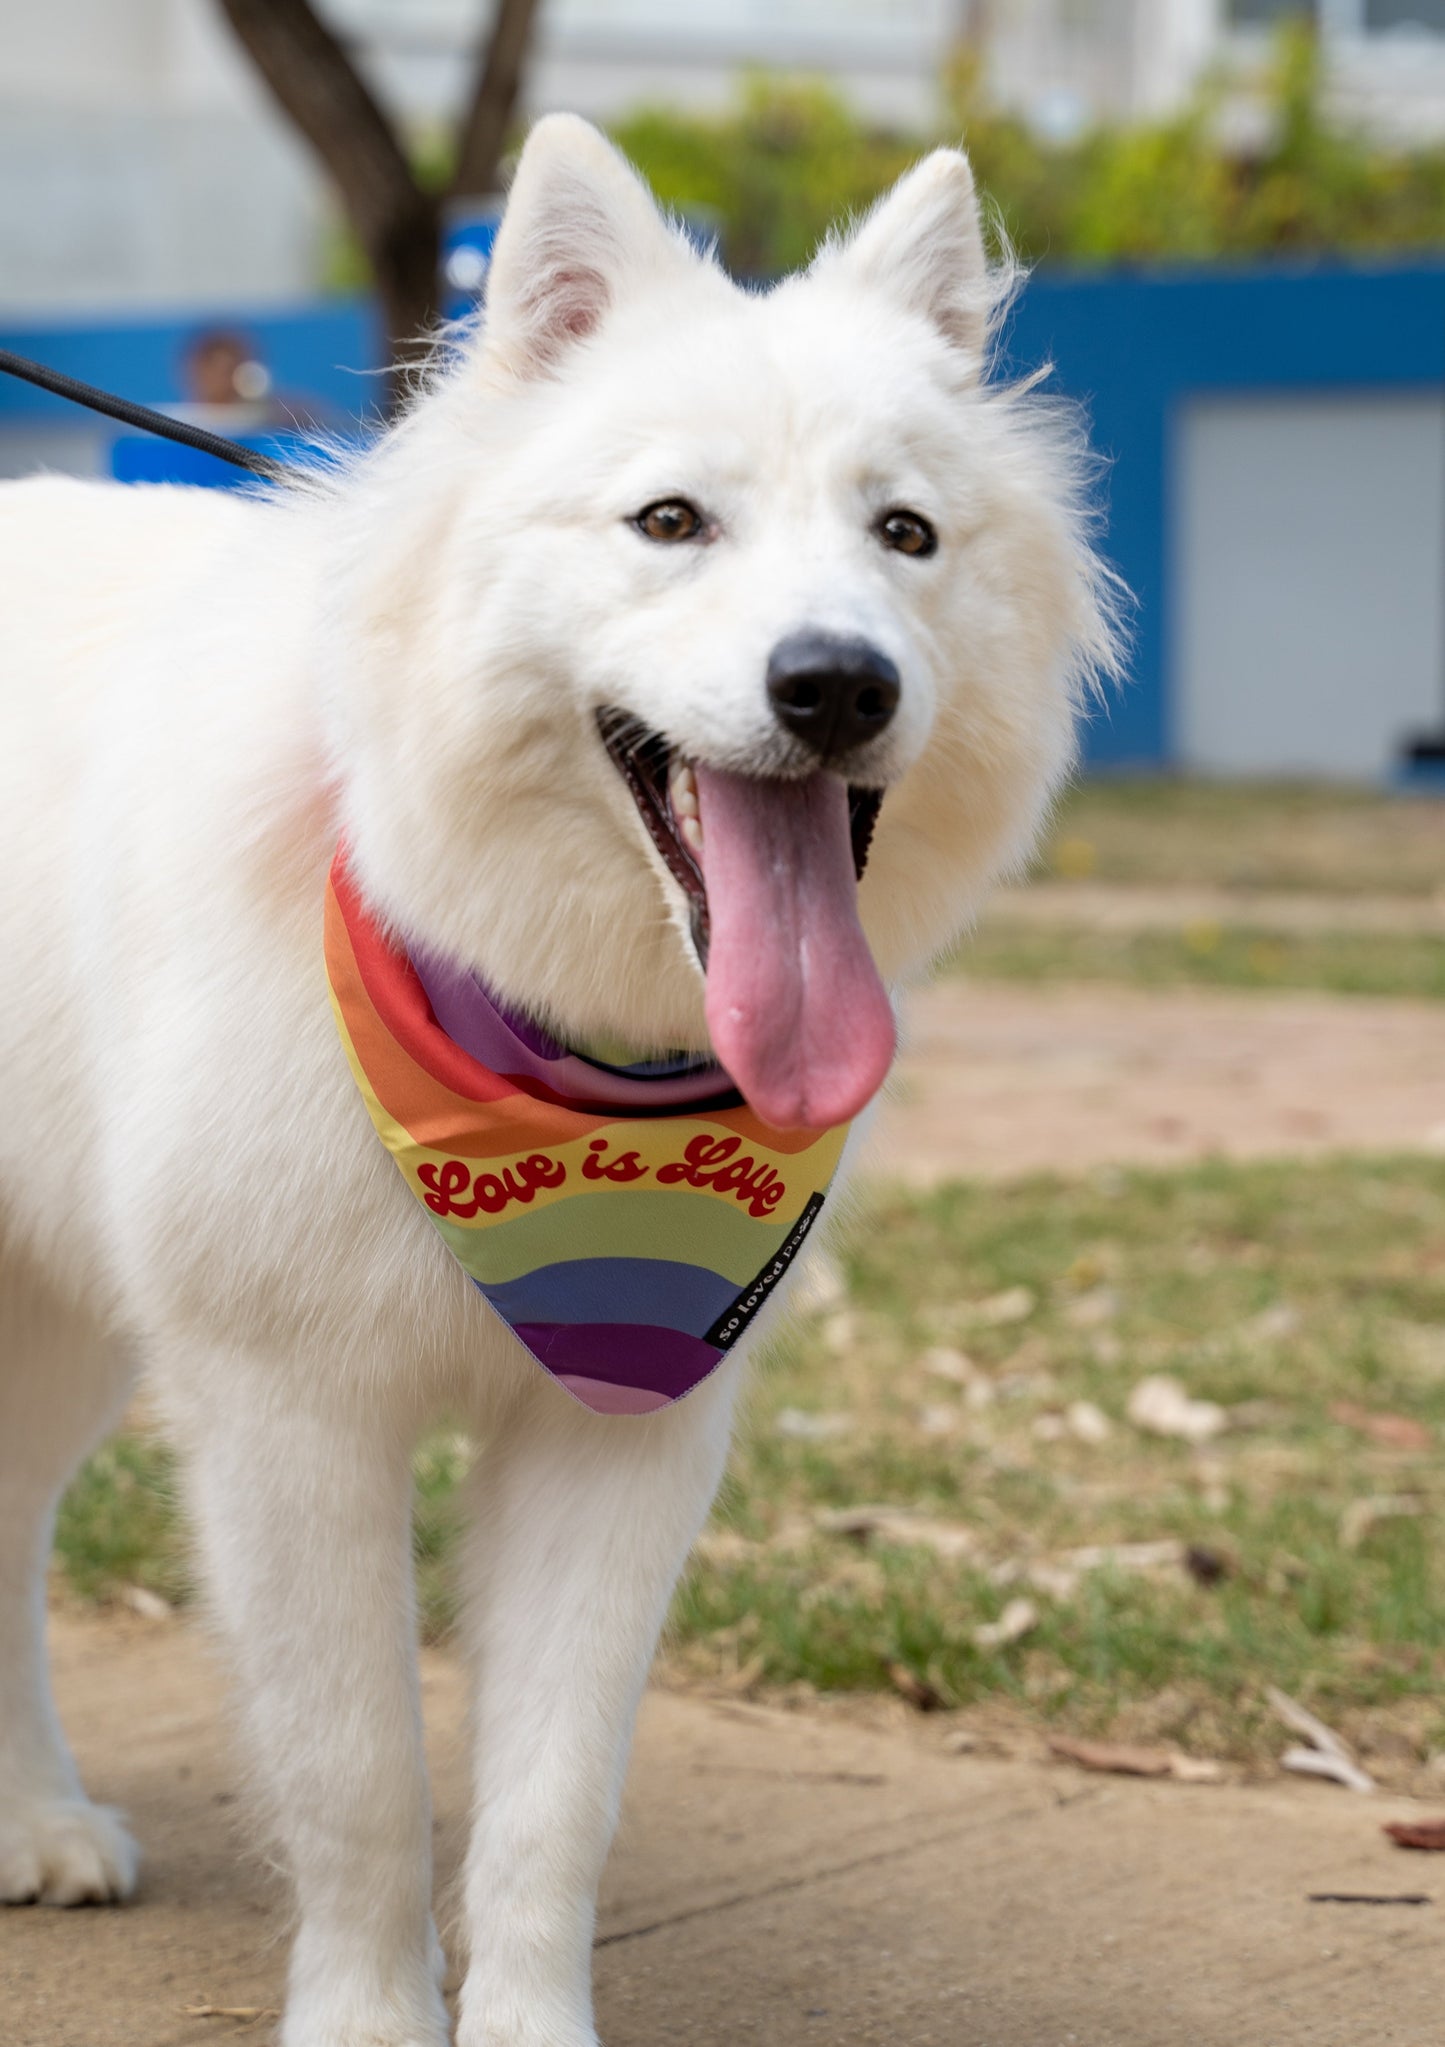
[
  {"xmin": 281, "ymin": 1957, "xmax": 451, "ymax": 2047},
  {"xmin": 457, "ymin": 2009, "xmax": 597, "ymax": 2047},
  {"xmin": 0, "ymin": 1796, "xmax": 139, "ymax": 1905}
]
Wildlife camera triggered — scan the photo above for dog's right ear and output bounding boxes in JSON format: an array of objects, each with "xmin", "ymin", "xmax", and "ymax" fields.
[
  {"xmin": 481, "ymin": 115, "xmax": 694, "ymax": 380},
  {"xmin": 817, "ymin": 149, "xmax": 992, "ymax": 365}
]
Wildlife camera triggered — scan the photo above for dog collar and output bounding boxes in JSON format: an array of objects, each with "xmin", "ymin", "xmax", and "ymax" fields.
[{"xmin": 324, "ymin": 851, "xmax": 850, "ymax": 1414}]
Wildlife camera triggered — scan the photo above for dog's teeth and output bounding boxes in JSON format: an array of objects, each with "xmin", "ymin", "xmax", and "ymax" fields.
[
  {"xmin": 669, "ymin": 760, "xmax": 700, "ymax": 820},
  {"xmin": 679, "ymin": 813, "xmax": 704, "ymax": 857}
]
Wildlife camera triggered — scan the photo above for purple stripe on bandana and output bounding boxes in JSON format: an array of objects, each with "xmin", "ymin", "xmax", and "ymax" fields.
[
  {"xmin": 409, "ymin": 946, "xmax": 735, "ymax": 1112},
  {"xmin": 511, "ymin": 1322, "xmax": 722, "ymax": 1401}
]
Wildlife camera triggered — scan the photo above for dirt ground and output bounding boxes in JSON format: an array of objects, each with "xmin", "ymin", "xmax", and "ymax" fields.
[
  {"xmin": 8, "ymin": 1610, "xmax": 1445, "ymax": 2047},
  {"xmin": 875, "ymin": 981, "xmax": 1445, "ymax": 1181}
]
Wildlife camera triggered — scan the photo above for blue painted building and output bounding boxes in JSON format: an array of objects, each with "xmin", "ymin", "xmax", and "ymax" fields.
[
  {"xmin": 1006, "ymin": 262, "xmax": 1445, "ymax": 775},
  {"xmin": 5, "ymin": 259, "xmax": 1443, "ymax": 780}
]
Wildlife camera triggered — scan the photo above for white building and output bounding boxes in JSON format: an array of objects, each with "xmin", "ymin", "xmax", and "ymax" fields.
[
  {"xmin": 981, "ymin": 2, "xmax": 1445, "ymax": 143},
  {"xmin": 2, "ymin": 1, "xmax": 1445, "ymax": 314}
]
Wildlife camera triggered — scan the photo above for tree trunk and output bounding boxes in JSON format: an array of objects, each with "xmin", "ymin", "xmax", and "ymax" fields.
[
  {"xmin": 370, "ymin": 192, "xmax": 443, "ymax": 375},
  {"xmin": 215, "ymin": 0, "xmax": 542, "ymax": 395}
]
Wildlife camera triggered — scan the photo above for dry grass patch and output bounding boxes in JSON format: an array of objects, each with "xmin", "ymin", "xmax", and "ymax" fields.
[{"xmin": 56, "ymin": 1154, "xmax": 1445, "ymax": 1786}]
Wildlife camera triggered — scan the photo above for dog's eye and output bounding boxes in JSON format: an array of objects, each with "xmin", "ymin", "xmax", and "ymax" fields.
[
  {"xmin": 634, "ymin": 498, "xmax": 705, "ymax": 544},
  {"xmin": 877, "ymin": 509, "xmax": 938, "ymax": 559}
]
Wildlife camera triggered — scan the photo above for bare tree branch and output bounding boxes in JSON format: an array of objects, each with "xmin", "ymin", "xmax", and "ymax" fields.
[
  {"xmin": 214, "ymin": 0, "xmax": 543, "ymax": 373},
  {"xmin": 451, "ymin": 0, "xmax": 544, "ymax": 201}
]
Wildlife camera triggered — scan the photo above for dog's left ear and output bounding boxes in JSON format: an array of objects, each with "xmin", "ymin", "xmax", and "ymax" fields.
[
  {"xmin": 482, "ymin": 114, "xmax": 696, "ymax": 380},
  {"xmin": 820, "ymin": 149, "xmax": 991, "ymax": 364}
]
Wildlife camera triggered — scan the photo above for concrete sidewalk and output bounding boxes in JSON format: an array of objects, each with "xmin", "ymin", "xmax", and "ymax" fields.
[
  {"xmin": 875, "ymin": 981, "xmax": 1445, "ymax": 1181},
  {"xmin": 9, "ymin": 1614, "xmax": 1444, "ymax": 2046}
]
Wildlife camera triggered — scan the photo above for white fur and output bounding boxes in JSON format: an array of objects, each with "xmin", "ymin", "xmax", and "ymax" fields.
[{"xmin": 0, "ymin": 116, "xmax": 1114, "ymax": 2044}]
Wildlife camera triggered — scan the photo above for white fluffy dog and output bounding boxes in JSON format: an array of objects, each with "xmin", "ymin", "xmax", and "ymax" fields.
[{"xmin": 0, "ymin": 116, "xmax": 1114, "ymax": 2045}]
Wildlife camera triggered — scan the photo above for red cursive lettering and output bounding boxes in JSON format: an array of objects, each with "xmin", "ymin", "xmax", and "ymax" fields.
[
  {"xmin": 656, "ymin": 1133, "xmax": 786, "ymax": 1219},
  {"xmin": 416, "ymin": 1152, "xmax": 566, "ymax": 1218},
  {"xmin": 582, "ymin": 1138, "xmax": 648, "ymax": 1184}
]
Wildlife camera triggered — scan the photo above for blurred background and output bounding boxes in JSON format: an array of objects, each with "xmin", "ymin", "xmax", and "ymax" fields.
[{"xmin": 22, "ymin": 3, "xmax": 1445, "ymax": 1791}]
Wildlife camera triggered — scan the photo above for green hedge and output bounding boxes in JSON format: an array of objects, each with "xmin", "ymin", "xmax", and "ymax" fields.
[{"xmin": 612, "ymin": 30, "xmax": 1445, "ymax": 276}]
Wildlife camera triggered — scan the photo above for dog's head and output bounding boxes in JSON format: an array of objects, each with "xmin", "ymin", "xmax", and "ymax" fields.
[{"xmin": 329, "ymin": 115, "xmax": 1118, "ymax": 1130}]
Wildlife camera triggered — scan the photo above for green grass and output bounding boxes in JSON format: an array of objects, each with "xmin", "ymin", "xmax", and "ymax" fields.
[
  {"xmin": 55, "ymin": 1155, "xmax": 1445, "ymax": 1781},
  {"xmin": 952, "ymin": 920, "xmax": 1445, "ymax": 998},
  {"xmin": 1036, "ymin": 778, "xmax": 1445, "ymax": 896}
]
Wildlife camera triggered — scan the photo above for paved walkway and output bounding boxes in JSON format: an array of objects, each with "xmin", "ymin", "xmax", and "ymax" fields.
[
  {"xmin": 10, "ymin": 1614, "xmax": 1445, "ymax": 2047},
  {"xmin": 875, "ymin": 982, "xmax": 1445, "ymax": 1181}
]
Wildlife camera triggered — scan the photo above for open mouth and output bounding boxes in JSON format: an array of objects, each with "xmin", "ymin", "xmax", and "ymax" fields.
[{"xmin": 597, "ymin": 710, "xmax": 897, "ymax": 1132}]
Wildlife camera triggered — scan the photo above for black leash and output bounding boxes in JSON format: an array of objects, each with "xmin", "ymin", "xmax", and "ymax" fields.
[{"xmin": 0, "ymin": 347, "xmax": 292, "ymax": 483}]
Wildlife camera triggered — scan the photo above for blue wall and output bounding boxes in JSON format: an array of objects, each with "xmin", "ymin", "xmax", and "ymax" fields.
[
  {"xmin": 1004, "ymin": 261, "xmax": 1445, "ymax": 768},
  {"xmin": 0, "ymin": 300, "xmax": 382, "ymax": 429},
  {"xmin": 7, "ymin": 264, "xmax": 1445, "ymax": 771}
]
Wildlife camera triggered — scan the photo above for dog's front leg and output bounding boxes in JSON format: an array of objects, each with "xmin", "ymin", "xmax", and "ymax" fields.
[
  {"xmin": 456, "ymin": 1362, "xmax": 738, "ymax": 2047},
  {"xmin": 163, "ymin": 1356, "xmax": 449, "ymax": 2047}
]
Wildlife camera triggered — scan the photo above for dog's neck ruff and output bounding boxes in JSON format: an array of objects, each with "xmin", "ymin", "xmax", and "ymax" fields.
[{"xmin": 324, "ymin": 852, "xmax": 850, "ymax": 1415}]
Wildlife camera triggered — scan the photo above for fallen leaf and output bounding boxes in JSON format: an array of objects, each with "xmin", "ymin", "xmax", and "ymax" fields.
[
  {"xmin": 1048, "ymin": 1736, "xmax": 1222, "ymax": 1782},
  {"xmin": 1266, "ymin": 1684, "xmax": 1359, "ymax": 1763},
  {"xmin": 1048, "ymin": 1735, "xmax": 1175, "ymax": 1778},
  {"xmin": 1169, "ymin": 1755, "xmax": 1228, "ymax": 1785},
  {"xmin": 1330, "ymin": 1402, "xmax": 1431, "ymax": 1452},
  {"xmin": 888, "ymin": 1662, "xmax": 946, "ymax": 1712},
  {"xmin": 995, "ymin": 1558, "xmax": 1080, "ymax": 1600},
  {"xmin": 920, "ymin": 1345, "xmax": 981, "ymax": 1386},
  {"xmin": 1385, "ymin": 1818, "xmax": 1445, "ymax": 1851},
  {"xmin": 991, "ymin": 1539, "xmax": 1185, "ymax": 1602},
  {"xmin": 774, "ymin": 1408, "xmax": 854, "ymax": 1442},
  {"xmin": 972, "ymin": 1598, "xmax": 1039, "ymax": 1650},
  {"xmin": 1341, "ymin": 1494, "xmax": 1425, "ymax": 1550},
  {"xmin": 1066, "ymin": 1399, "xmax": 1112, "ymax": 1445},
  {"xmin": 1267, "ymin": 1686, "xmax": 1376, "ymax": 1792},
  {"xmin": 120, "ymin": 1584, "xmax": 173, "ymax": 1622},
  {"xmin": 968, "ymin": 1285, "xmax": 1036, "ymax": 1327},
  {"xmin": 816, "ymin": 1506, "xmax": 979, "ymax": 1560},
  {"xmin": 1127, "ymin": 1375, "xmax": 1228, "ymax": 1444},
  {"xmin": 1184, "ymin": 1544, "xmax": 1230, "ymax": 1586},
  {"xmin": 1282, "ymin": 1746, "xmax": 1377, "ymax": 1794},
  {"xmin": 1062, "ymin": 1539, "xmax": 1186, "ymax": 1575}
]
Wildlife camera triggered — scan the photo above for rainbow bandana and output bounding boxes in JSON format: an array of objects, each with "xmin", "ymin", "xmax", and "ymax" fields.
[{"xmin": 324, "ymin": 854, "xmax": 850, "ymax": 1414}]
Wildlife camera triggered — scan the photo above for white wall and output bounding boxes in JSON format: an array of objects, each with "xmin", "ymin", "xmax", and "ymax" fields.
[
  {"xmin": 0, "ymin": 0, "xmax": 324, "ymax": 314},
  {"xmin": 331, "ymin": 0, "xmax": 960, "ymax": 129},
  {"xmin": 1176, "ymin": 394, "xmax": 1445, "ymax": 778},
  {"xmin": 0, "ymin": 0, "xmax": 963, "ymax": 313}
]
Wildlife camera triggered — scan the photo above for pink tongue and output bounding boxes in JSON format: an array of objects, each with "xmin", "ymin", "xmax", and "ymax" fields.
[{"xmin": 693, "ymin": 766, "xmax": 896, "ymax": 1132}]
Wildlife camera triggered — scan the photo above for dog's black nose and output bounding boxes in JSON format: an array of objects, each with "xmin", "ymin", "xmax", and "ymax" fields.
[{"xmin": 766, "ymin": 630, "xmax": 901, "ymax": 762}]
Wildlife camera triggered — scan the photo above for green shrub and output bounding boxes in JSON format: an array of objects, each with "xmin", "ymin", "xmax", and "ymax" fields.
[{"xmin": 611, "ymin": 26, "xmax": 1445, "ymax": 276}]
